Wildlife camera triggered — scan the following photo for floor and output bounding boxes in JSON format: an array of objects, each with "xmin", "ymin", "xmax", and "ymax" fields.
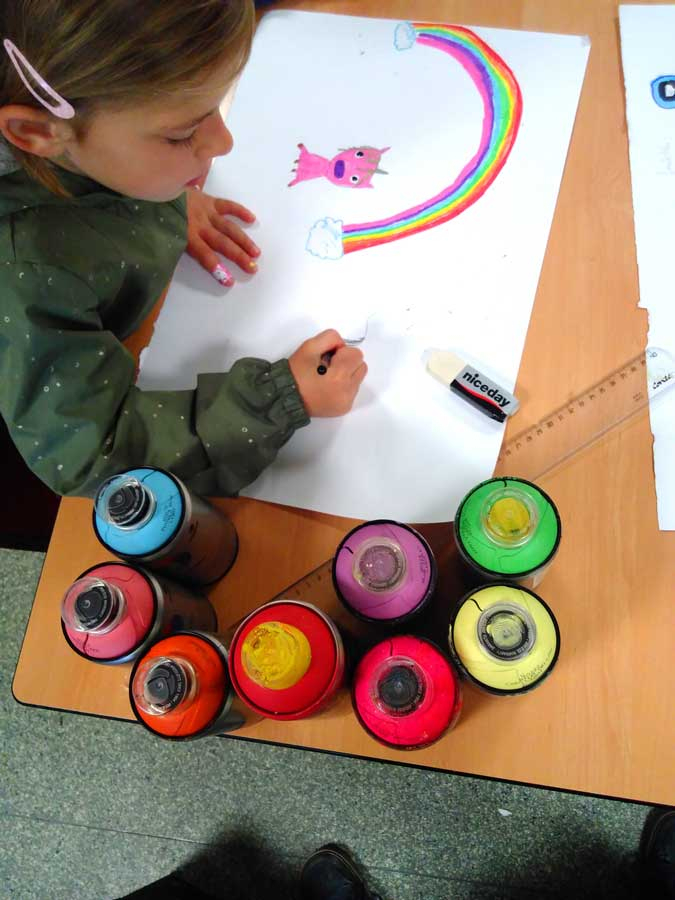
[{"xmin": 1, "ymin": 548, "xmax": 651, "ymax": 900}]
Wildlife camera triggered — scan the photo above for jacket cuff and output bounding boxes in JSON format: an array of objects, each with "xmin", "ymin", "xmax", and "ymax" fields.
[{"xmin": 269, "ymin": 358, "xmax": 310, "ymax": 429}]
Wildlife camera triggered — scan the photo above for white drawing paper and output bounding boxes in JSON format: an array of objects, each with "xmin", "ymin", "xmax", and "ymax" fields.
[
  {"xmin": 620, "ymin": 5, "xmax": 675, "ymax": 530},
  {"xmin": 138, "ymin": 11, "xmax": 590, "ymax": 521}
]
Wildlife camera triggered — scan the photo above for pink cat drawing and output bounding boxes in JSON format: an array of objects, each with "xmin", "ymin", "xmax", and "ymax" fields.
[{"xmin": 288, "ymin": 143, "xmax": 389, "ymax": 189}]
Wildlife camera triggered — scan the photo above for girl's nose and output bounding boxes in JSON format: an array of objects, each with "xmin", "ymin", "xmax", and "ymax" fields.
[{"xmin": 199, "ymin": 114, "xmax": 233, "ymax": 160}]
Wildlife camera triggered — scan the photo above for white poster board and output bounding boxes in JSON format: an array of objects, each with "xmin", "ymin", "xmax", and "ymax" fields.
[
  {"xmin": 620, "ymin": 5, "xmax": 675, "ymax": 531},
  {"xmin": 139, "ymin": 12, "xmax": 590, "ymax": 521}
]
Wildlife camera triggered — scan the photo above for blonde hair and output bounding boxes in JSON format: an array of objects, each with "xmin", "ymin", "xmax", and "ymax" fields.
[{"xmin": 1, "ymin": 0, "xmax": 255, "ymax": 197}]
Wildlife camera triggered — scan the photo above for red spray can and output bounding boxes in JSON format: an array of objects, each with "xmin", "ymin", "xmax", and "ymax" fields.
[{"xmin": 228, "ymin": 600, "xmax": 346, "ymax": 720}]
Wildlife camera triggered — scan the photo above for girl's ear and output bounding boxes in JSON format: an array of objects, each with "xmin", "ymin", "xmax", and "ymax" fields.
[{"xmin": 0, "ymin": 104, "xmax": 73, "ymax": 158}]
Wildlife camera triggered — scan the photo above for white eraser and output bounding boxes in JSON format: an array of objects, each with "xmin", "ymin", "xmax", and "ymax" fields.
[{"xmin": 426, "ymin": 350, "xmax": 465, "ymax": 385}]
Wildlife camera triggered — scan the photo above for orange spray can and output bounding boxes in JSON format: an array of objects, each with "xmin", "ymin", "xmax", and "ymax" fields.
[{"xmin": 129, "ymin": 631, "xmax": 252, "ymax": 740}]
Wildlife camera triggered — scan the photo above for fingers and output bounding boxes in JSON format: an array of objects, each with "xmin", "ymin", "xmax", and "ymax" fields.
[
  {"xmin": 307, "ymin": 328, "xmax": 346, "ymax": 355},
  {"xmin": 186, "ymin": 191, "xmax": 260, "ymax": 282},
  {"xmin": 288, "ymin": 331, "xmax": 367, "ymax": 417},
  {"xmin": 214, "ymin": 198, "xmax": 256, "ymax": 223},
  {"xmin": 210, "ymin": 214, "xmax": 261, "ymax": 258},
  {"xmin": 202, "ymin": 228, "xmax": 258, "ymax": 273},
  {"xmin": 330, "ymin": 345, "xmax": 365, "ymax": 375},
  {"xmin": 185, "ymin": 241, "xmax": 220, "ymax": 279},
  {"xmin": 351, "ymin": 360, "xmax": 368, "ymax": 385}
]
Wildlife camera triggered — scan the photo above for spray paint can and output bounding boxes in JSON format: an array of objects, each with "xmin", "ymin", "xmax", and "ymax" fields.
[
  {"xmin": 448, "ymin": 583, "xmax": 560, "ymax": 695},
  {"xmin": 129, "ymin": 631, "xmax": 251, "ymax": 739},
  {"xmin": 352, "ymin": 635, "xmax": 462, "ymax": 750},
  {"xmin": 454, "ymin": 477, "xmax": 561, "ymax": 589},
  {"xmin": 332, "ymin": 520, "xmax": 437, "ymax": 625},
  {"xmin": 228, "ymin": 600, "xmax": 346, "ymax": 720},
  {"xmin": 93, "ymin": 467, "xmax": 238, "ymax": 585},
  {"xmin": 61, "ymin": 562, "xmax": 217, "ymax": 665}
]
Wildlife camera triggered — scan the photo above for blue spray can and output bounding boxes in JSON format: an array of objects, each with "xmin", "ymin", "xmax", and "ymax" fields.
[{"xmin": 93, "ymin": 467, "xmax": 238, "ymax": 585}]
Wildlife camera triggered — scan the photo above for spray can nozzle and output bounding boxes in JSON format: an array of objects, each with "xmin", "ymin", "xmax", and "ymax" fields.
[
  {"xmin": 95, "ymin": 475, "xmax": 156, "ymax": 529},
  {"xmin": 480, "ymin": 487, "xmax": 538, "ymax": 547},
  {"xmin": 352, "ymin": 538, "xmax": 407, "ymax": 592},
  {"xmin": 61, "ymin": 577, "xmax": 125, "ymax": 634},
  {"xmin": 477, "ymin": 602, "xmax": 537, "ymax": 661},
  {"xmin": 132, "ymin": 656, "xmax": 196, "ymax": 716},
  {"xmin": 374, "ymin": 657, "xmax": 425, "ymax": 715}
]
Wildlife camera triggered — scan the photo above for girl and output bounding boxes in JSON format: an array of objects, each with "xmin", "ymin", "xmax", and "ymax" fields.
[{"xmin": 0, "ymin": 0, "xmax": 367, "ymax": 498}]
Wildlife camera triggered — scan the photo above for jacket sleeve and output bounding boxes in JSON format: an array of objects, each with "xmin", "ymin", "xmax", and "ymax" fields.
[{"xmin": 0, "ymin": 263, "xmax": 309, "ymax": 497}]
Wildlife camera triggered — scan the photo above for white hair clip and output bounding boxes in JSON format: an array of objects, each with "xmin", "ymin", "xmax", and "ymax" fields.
[{"xmin": 3, "ymin": 39, "xmax": 75, "ymax": 119}]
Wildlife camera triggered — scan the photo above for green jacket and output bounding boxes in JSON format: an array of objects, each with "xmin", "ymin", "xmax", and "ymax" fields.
[{"xmin": 0, "ymin": 146, "xmax": 309, "ymax": 498}]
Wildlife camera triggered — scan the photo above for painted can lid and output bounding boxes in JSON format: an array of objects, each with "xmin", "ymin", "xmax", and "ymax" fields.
[
  {"xmin": 455, "ymin": 478, "xmax": 561, "ymax": 577},
  {"xmin": 353, "ymin": 636, "xmax": 460, "ymax": 749},
  {"xmin": 240, "ymin": 621, "xmax": 312, "ymax": 690},
  {"xmin": 230, "ymin": 602, "xmax": 338, "ymax": 717},
  {"xmin": 93, "ymin": 468, "xmax": 184, "ymax": 558}
]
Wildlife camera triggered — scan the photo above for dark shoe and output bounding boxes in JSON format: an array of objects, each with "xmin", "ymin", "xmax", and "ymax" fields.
[
  {"xmin": 640, "ymin": 807, "xmax": 675, "ymax": 900},
  {"xmin": 299, "ymin": 844, "xmax": 382, "ymax": 900}
]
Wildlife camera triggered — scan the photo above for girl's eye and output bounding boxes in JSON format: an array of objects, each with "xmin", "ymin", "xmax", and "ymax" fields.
[
  {"xmin": 166, "ymin": 132, "xmax": 196, "ymax": 148},
  {"xmin": 355, "ymin": 150, "xmax": 364, "ymax": 158},
  {"xmin": 350, "ymin": 175, "xmax": 359, "ymax": 183}
]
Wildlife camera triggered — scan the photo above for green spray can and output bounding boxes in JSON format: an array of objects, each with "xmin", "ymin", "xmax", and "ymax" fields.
[{"xmin": 454, "ymin": 477, "xmax": 561, "ymax": 590}]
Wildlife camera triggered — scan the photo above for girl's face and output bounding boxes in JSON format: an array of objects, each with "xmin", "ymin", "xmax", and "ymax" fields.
[{"xmin": 60, "ymin": 55, "xmax": 236, "ymax": 201}]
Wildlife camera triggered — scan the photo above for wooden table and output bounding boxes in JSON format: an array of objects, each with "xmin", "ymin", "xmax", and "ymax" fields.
[{"xmin": 12, "ymin": 0, "xmax": 675, "ymax": 806}]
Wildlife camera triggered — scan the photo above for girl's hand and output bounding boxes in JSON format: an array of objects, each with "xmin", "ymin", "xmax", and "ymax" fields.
[
  {"xmin": 289, "ymin": 329, "xmax": 368, "ymax": 418},
  {"xmin": 185, "ymin": 187, "xmax": 260, "ymax": 279}
]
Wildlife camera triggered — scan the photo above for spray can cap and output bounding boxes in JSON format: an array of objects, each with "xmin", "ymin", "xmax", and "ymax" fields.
[
  {"xmin": 477, "ymin": 602, "xmax": 537, "ymax": 661},
  {"xmin": 352, "ymin": 537, "xmax": 407, "ymax": 593},
  {"xmin": 241, "ymin": 621, "xmax": 312, "ymax": 690},
  {"xmin": 61, "ymin": 577, "xmax": 125, "ymax": 634},
  {"xmin": 95, "ymin": 475, "xmax": 156, "ymax": 529},
  {"xmin": 132, "ymin": 657, "xmax": 196, "ymax": 716},
  {"xmin": 374, "ymin": 657, "xmax": 425, "ymax": 715},
  {"xmin": 480, "ymin": 487, "xmax": 538, "ymax": 547}
]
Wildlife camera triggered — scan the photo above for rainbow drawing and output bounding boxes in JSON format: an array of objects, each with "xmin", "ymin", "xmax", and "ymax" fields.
[{"xmin": 305, "ymin": 22, "xmax": 522, "ymax": 260}]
